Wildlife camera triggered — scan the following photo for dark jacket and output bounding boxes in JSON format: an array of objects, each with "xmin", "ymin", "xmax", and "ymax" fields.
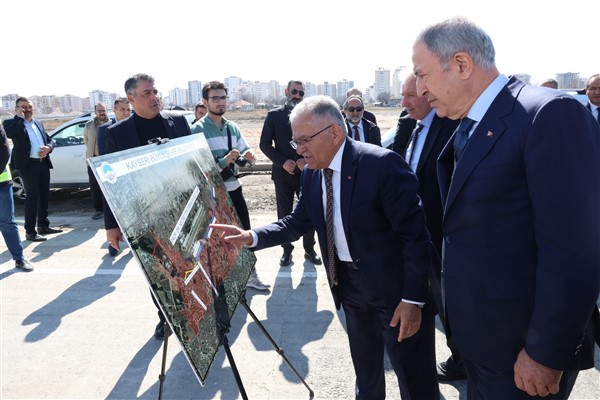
[{"xmin": 2, "ymin": 116, "xmax": 54, "ymax": 170}]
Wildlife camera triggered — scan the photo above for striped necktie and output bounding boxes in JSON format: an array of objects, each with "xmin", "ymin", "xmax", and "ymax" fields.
[{"xmin": 323, "ymin": 168, "xmax": 337, "ymax": 287}]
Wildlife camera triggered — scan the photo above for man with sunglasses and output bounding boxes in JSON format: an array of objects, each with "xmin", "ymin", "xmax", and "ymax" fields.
[
  {"xmin": 343, "ymin": 95, "xmax": 381, "ymax": 146},
  {"xmin": 212, "ymin": 95, "xmax": 439, "ymax": 399},
  {"xmin": 260, "ymin": 80, "xmax": 320, "ymax": 267}
]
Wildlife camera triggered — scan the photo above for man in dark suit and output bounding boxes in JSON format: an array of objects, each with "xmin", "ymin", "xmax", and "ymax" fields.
[
  {"xmin": 343, "ymin": 95, "xmax": 381, "ymax": 146},
  {"xmin": 345, "ymin": 87, "xmax": 377, "ymax": 125},
  {"xmin": 413, "ymin": 17, "xmax": 600, "ymax": 398},
  {"xmin": 103, "ymin": 73, "xmax": 192, "ymax": 340},
  {"xmin": 3, "ymin": 97, "xmax": 63, "ymax": 241},
  {"xmin": 259, "ymin": 80, "xmax": 320, "ymax": 267},
  {"xmin": 584, "ymin": 73, "xmax": 600, "ymax": 124},
  {"xmin": 395, "ymin": 74, "xmax": 463, "ymax": 380},
  {"xmin": 97, "ymin": 97, "xmax": 131, "ymax": 157},
  {"xmin": 96, "ymin": 97, "xmax": 131, "ymax": 256},
  {"xmin": 212, "ymin": 95, "xmax": 439, "ymax": 399}
]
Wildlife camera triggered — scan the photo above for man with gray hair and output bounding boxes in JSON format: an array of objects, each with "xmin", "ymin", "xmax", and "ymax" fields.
[
  {"xmin": 103, "ymin": 73, "xmax": 192, "ymax": 340},
  {"xmin": 212, "ymin": 95, "xmax": 439, "ymax": 399},
  {"xmin": 412, "ymin": 16, "xmax": 599, "ymax": 398}
]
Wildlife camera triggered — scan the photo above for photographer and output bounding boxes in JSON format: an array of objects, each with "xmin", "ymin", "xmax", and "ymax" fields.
[{"xmin": 191, "ymin": 81, "xmax": 269, "ymax": 291}]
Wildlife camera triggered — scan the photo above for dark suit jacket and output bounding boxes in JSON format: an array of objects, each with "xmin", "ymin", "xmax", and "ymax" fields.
[
  {"xmin": 2, "ymin": 116, "xmax": 54, "ymax": 170},
  {"xmin": 438, "ymin": 76, "xmax": 600, "ymax": 371},
  {"xmin": 363, "ymin": 109, "xmax": 377, "ymax": 125},
  {"xmin": 254, "ymin": 138, "xmax": 433, "ymax": 312},
  {"xmin": 346, "ymin": 118, "xmax": 381, "ymax": 147},
  {"xmin": 103, "ymin": 111, "xmax": 191, "ymax": 229},
  {"xmin": 392, "ymin": 115, "xmax": 417, "ymax": 155},
  {"xmin": 97, "ymin": 118, "xmax": 115, "ymax": 156},
  {"xmin": 259, "ymin": 105, "xmax": 303, "ymax": 182},
  {"xmin": 396, "ymin": 115, "xmax": 458, "ymax": 259}
]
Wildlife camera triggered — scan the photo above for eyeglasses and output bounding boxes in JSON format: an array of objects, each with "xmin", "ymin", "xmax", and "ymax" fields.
[
  {"xmin": 207, "ymin": 96, "xmax": 228, "ymax": 102},
  {"xmin": 346, "ymin": 107, "xmax": 364, "ymax": 113},
  {"xmin": 289, "ymin": 124, "xmax": 333, "ymax": 149},
  {"xmin": 290, "ymin": 89, "xmax": 305, "ymax": 97}
]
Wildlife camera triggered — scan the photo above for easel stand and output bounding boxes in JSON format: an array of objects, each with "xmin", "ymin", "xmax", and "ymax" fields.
[
  {"xmin": 158, "ymin": 324, "xmax": 171, "ymax": 400},
  {"xmin": 156, "ymin": 292, "xmax": 314, "ymax": 399}
]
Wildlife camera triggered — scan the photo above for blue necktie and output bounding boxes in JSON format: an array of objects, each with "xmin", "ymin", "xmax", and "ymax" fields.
[{"xmin": 453, "ymin": 118, "xmax": 476, "ymax": 162}]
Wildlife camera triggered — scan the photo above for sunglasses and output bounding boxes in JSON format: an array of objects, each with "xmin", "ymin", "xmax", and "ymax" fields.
[
  {"xmin": 290, "ymin": 89, "xmax": 305, "ymax": 96},
  {"xmin": 346, "ymin": 107, "xmax": 364, "ymax": 113}
]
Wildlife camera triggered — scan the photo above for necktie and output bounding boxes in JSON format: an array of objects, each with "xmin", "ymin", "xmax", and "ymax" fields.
[
  {"xmin": 353, "ymin": 125, "xmax": 360, "ymax": 141},
  {"xmin": 453, "ymin": 117, "xmax": 476, "ymax": 162},
  {"xmin": 404, "ymin": 123, "xmax": 424, "ymax": 167},
  {"xmin": 323, "ymin": 168, "xmax": 338, "ymax": 287},
  {"xmin": 596, "ymin": 110, "xmax": 600, "ymax": 126}
]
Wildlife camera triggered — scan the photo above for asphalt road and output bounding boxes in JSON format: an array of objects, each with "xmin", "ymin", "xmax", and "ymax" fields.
[{"xmin": 2, "ymin": 195, "xmax": 599, "ymax": 399}]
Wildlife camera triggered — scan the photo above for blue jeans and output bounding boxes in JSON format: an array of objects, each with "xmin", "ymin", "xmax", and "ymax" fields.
[{"xmin": 0, "ymin": 184, "xmax": 24, "ymax": 261}]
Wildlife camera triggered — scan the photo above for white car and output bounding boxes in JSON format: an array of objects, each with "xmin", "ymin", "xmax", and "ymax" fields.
[{"xmin": 11, "ymin": 110, "xmax": 195, "ymax": 200}]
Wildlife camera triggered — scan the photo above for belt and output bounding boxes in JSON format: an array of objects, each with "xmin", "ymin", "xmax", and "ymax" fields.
[
  {"xmin": 30, "ymin": 157, "xmax": 44, "ymax": 162},
  {"xmin": 338, "ymin": 260, "xmax": 359, "ymax": 270}
]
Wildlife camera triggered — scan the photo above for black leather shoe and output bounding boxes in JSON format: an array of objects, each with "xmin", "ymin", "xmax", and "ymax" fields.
[
  {"xmin": 26, "ymin": 233, "xmax": 47, "ymax": 242},
  {"xmin": 37, "ymin": 226, "xmax": 63, "ymax": 235},
  {"xmin": 304, "ymin": 250, "xmax": 322, "ymax": 265},
  {"xmin": 437, "ymin": 356, "xmax": 467, "ymax": 381},
  {"xmin": 279, "ymin": 250, "xmax": 293, "ymax": 267}
]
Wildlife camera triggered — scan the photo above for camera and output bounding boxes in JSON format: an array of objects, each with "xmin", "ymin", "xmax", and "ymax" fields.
[{"xmin": 235, "ymin": 156, "xmax": 250, "ymax": 167}]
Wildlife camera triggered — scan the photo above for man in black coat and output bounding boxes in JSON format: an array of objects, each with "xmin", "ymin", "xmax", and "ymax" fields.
[
  {"xmin": 394, "ymin": 74, "xmax": 464, "ymax": 381},
  {"xmin": 3, "ymin": 97, "xmax": 62, "ymax": 241},
  {"xmin": 343, "ymin": 96, "xmax": 381, "ymax": 147},
  {"xmin": 103, "ymin": 73, "xmax": 192, "ymax": 340},
  {"xmin": 259, "ymin": 80, "xmax": 320, "ymax": 267}
]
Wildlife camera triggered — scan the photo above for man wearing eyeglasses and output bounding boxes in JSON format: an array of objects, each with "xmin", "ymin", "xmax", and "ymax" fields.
[
  {"xmin": 259, "ymin": 80, "xmax": 320, "ymax": 267},
  {"xmin": 343, "ymin": 95, "xmax": 381, "ymax": 146},
  {"xmin": 211, "ymin": 95, "xmax": 439, "ymax": 399},
  {"xmin": 191, "ymin": 80, "xmax": 270, "ymax": 292}
]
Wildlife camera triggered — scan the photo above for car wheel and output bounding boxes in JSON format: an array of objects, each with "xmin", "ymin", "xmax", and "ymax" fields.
[{"xmin": 11, "ymin": 172, "xmax": 27, "ymax": 201}]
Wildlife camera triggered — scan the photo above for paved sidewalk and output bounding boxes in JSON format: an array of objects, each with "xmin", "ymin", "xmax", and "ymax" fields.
[{"xmin": 1, "ymin": 214, "xmax": 598, "ymax": 399}]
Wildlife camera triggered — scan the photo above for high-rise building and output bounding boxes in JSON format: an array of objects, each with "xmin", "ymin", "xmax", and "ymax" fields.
[
  {"xmin": 89, "ymin": 90, "xmax": 116, "ymax": 111},
  {"xmin": 556, "ymin": 72, "xmax": 581, "ymax": 89},
  {"xmin": 167, "ymin": 87, "xmax": 189, "ymax": 107},
  {"xmin": 188, "ymin": 80, "xmax": 202, "ymax": 105},
  {"xmin": 59, "ymin": 94, "xmax": 84, "ymax": 113},
  {"xmin": 1, "ymin": 94, "xmax": 19, "ymax": 109},
  {"xmin": 317, "ymin": 81, "xmax": 336, "ymax": 98},
  {"xmin": 392, "ymin": 67, "xmax": 408, "ymax": 98},
  {"xmin": 374, "ymin": 68, "xmax": 390, "ymax": 102},
  {"xmin": 224, "ymin": 76, "xmax": 243, "ymax": 101},
  {"xmin": 336, "ymin": 79, "xmax": 355, "ymax": 102}
]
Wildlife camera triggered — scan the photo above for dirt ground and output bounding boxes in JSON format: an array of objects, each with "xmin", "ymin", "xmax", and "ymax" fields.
[{"xmin": 35, "ymin": 107, "xmax": 401, "ymax": 217}]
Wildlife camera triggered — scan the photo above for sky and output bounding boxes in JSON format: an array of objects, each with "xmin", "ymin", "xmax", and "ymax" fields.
[{"xmin": 2, "ymin": 0, "xmax": 596, "ymax": 98}]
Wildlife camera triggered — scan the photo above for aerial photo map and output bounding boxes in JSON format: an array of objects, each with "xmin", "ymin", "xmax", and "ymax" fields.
[{"xmin": 89, "ymin": 134, "xmax": 256, "ymax": 385}]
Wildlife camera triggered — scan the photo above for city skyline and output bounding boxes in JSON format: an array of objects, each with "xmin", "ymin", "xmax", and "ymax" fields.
[{"xmin": 1, "ymin": 0, "xmax": 596, "ymax": 100}]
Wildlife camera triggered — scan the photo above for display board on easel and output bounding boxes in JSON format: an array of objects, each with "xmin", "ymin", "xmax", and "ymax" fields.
[{"xmin": 89, "ymin": 134, "xmax": 256, "ymax": 385}]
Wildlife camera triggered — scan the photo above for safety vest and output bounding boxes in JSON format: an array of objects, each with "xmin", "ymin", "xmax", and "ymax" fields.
[{"xmin": 0, "ymin": 166, "xmax": 12, "ymax": 183}]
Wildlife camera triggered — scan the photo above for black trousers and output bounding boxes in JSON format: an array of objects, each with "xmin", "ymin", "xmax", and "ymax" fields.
[
  {"xmin": 228, "ymin": 186, "xmax": 251, "ymax": 230},
  {"xmin": 87, "ymin": 165, "xmax": 103, "ymax": 212},
  {"xmin": 20, "ymin": 158, "xmax": 51, "ymax": 234},
  {"xmin": 338, "ymin": 262, "xmax": 440, "ymax": 400},
  {"xmin": 274, "ymin": 176, "xmax": 315, "ymax": 252}
]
